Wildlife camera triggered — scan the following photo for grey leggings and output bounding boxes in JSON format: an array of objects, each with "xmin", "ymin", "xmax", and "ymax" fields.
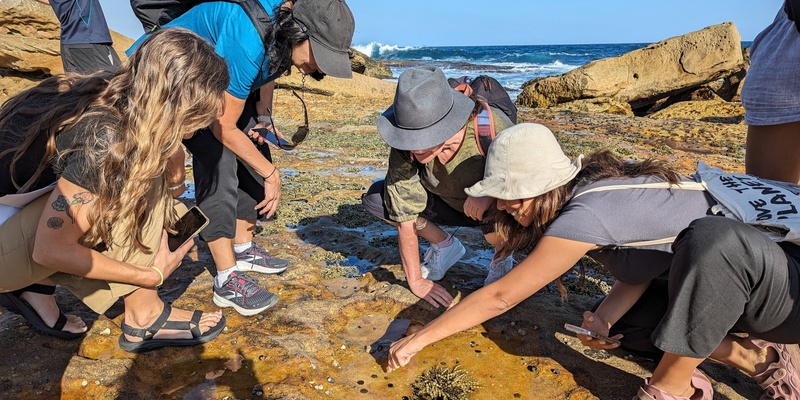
[{"xmin": 652, "ymin": 216, "xmax": 800, "ymax": 358}]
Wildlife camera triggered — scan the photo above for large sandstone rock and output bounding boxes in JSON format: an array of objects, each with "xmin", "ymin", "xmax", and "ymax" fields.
[
  {"xmin": 349, "ymin": 49, "xmax": 393, "ymax": 80},
  {"xmin": 0, "ymin": 0, "xmax": 133, "ymax": 75},
  {"xmin": 517, "ymin": 23, "xmax": 745, "ymax": 110},
  {"xmin": 276, "ymin": 66, "xmax": 396, "ymax": 99}
]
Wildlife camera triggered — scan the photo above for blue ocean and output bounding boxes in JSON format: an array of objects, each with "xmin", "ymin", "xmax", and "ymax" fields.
[{"xmin": 353, "ymin": 42, "xmax": 753, "ymax": 100}]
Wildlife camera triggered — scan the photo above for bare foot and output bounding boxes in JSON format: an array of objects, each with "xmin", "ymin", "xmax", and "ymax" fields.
[
  {"xmin": 123, "ymin": 306, "xmax": 223, "ymax": 343},
  {"xmin": 19, "ymin": 291, "xmax": 87, "ymax": 334}
]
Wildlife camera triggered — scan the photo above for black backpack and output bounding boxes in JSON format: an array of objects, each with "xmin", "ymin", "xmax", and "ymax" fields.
[
  {"xmin": 786, "ymin": 0, "xmax": 800, "ymax": 33},
  {"xmin": 447, "ymin": 75, "xmax": 517, "ymax": 157},
  {"xmin": 448, "ymin": 75, "xmax": 517, "ymax": 124},
  {"xmin": 129, "ymin": 0, "xmax": 272, "ymax": 45}
]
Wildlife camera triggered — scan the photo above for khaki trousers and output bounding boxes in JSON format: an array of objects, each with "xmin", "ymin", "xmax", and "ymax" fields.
[{"xmin": 0, "ymin": 192, "xmax": 186, "ymax": 314}]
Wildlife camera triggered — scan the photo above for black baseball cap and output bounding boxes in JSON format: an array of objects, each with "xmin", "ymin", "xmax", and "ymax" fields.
[{"xmin": 292, "ymin": 0, "xmax": 355, "ymax": 79}]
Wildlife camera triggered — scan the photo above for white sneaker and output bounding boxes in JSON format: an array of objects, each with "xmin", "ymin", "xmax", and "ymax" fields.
[
  {"xmin": 420, "ymin": 237, "xmax": 466, "ymax": 281},
  {"xmin": 484, "ymin": 255, "xmax": 514, "ymax": 286}
]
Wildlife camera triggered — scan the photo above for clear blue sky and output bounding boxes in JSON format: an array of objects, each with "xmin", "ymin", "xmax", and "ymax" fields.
[{"xmin": 100, "ymin": 0, "xmax": 784, "ymax": 46}]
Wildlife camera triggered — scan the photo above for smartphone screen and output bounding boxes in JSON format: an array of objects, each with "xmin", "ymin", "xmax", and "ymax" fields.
[
  {"xmin": 253, "ymin": 127, "xmax": 292, "ymax": 148},
  {"xmin": 564, "ymin": 323, "xmax": 621, "ymax": 345},
  {"xmin": 167, "ymin": 206, "xmax": 209, "ymax": 252}
]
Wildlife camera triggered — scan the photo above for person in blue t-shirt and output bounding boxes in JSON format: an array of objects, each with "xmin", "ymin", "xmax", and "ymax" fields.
[
  {"xmin": 128, "ymin": 0, "xmax": 355, "ymax": 316},
  {"xmin": 36, "ymin": 0, "xmax": 121, "ymax": 73}
]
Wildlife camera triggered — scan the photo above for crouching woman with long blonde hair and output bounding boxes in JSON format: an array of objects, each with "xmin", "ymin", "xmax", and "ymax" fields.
[{"xmin": 0, "ymin": 28, "xmax": 230, "ymax": 352}]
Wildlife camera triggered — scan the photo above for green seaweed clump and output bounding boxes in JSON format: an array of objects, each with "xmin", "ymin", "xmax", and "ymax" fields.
[
  {"xmin": 319, "ymin": 263, "xmax": 360, "ymax": 279},
  {"xmin": 411, "ymin": 365, "xmax": 481, "ymax": 400}
]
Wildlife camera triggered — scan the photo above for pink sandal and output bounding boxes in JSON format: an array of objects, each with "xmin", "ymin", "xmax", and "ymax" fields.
[
  {"xmin": 634, "ymin": 369, "xmax": 713, "ymax": 400},
  {"xmin": 751, "ymin": 339, "xmax": 800, "ymax": 400}
]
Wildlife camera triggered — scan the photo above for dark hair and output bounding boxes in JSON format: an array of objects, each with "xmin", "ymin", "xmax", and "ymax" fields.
[
  {"xmin": 269, "ymin": 2, "xmax": 311, "ymax": 76},
  {"xmin": 0, "ymin": 73, "xmax": 111, "ymax": 192}
]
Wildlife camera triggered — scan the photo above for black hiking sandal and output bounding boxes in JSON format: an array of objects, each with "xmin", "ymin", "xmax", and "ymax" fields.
[
  {"xmin": 118, "ymin": 302, "xmax": 226, "ymax": 353},
  {"xmin": 0, "ymin": 283, "xmax": 84, "ymax": 339}
]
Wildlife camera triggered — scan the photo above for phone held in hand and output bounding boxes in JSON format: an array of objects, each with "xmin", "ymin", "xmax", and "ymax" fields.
[
  {"xmin": 253, "ymin": 127, "xmax": 292, "ymax": 149},
  {"xmin": 167, "ymin": 206, "xmax": 209, "ymax": 252},
  {"xmin": 564, "ymin": 323, "xmax": 621, "ymax": 345}
]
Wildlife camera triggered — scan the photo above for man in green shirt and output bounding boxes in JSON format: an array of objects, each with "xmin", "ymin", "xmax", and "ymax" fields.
[{"xmin": 362, "ymin": 66, "xmax": 514, "ymax": 308}]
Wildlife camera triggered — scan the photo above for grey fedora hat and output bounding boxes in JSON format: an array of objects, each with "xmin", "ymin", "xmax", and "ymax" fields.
[
  {"xmin": 466, "ymin": 123, "xmax": 583, "ymax": 200},
  {"xmin": 377, "ymin": 66, "xmax": 475, "ymax": 151},
  {"xmin": 293, "ymin": 0, "xmax": 355, "ymax": 79}
]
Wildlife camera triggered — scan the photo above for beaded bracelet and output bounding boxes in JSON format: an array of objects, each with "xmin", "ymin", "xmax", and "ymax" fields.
[
  {"xmin": 151, "ymin": 266, "xmax": 164, "ymax": 286},
  {"xmin": 167, "ymin": 183, "xmax": 184, "ymax": 191}
]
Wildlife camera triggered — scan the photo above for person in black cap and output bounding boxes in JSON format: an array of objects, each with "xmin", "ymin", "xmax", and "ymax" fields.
[{"xmin": 127, "ymin": 0, "xmax": 355, "ymax": 316}]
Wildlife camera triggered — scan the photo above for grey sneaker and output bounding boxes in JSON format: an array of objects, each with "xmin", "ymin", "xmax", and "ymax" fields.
[
  {"xmin": 484, "ymin": 255, "xmax": 514, "ymax": 286},
  {"xmin": 420, "ymin": 236, "xmax": 466, "ymax": 281},
  {"xmin": 235, "ymin": 243, "xmax": 289, "ymax": 274},
  {"xmin": 212, "ymin": 271, "xmax": 278, "ymax": 316}
]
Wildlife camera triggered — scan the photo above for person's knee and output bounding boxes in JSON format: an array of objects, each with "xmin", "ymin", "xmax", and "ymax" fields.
[
  {"xmin": 672, "ymin": 216, "xmax": 758, "ymax": 278},
  {"xmin": 361, "ymin": 191, "xmax": 385, "ymax": 220}
]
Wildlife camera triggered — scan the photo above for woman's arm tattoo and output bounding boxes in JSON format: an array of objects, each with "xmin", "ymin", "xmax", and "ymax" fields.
[
  {"xmin": 50, "ymin": 192, "xmax": 94, "ymax": 224},
  {"xmin": 46, "ymin": 217, "xmax": 64, "ymax": 229}
]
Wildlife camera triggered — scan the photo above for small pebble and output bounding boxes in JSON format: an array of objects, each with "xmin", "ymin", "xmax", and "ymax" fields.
[
  {"xmin": 259, "ymin": 355, "xmax": 265, "ymax": 361},
  {"xmin": 474, "ymin": 350, "xmax": 481, "ymax": 353},
  {"xmin": 257, "ymin": 315, "xmax": 264, "ymax": 320},
  {"xmin": 387, "ymin": 383, "xmax": 394, "ymax": 388},
  {"xmin": 81, "ymin": 380, "xmax": 88, "ymax": 387},
  {"xmin": 340, "ymin": 345, "xmax": 347, "ymax": 350},
  {"xmin": 371, "ymin": 374, "xmax": 377, "ymax": 378},
  {"xmin": 324, "ymin": 391, "xmax": 330, "ymax": 395},
  {"xmin": 231, "ymin": 340, "xmax": 237, "ymax": 345},
  {"xmin": 252, "ymin": 387, "xmax": 264, "ymax": 397},
  {"xmin": 327, "ymin": 377, "xmax": 334, "ymax": 383},
  {"xmin": 514, "ymin": 394, "xmax": 522, "ymax": 398},
  {"xmin": 357, "ymin": 380, "xmax": 364, "ymax": 385},
  {"xmin": 314, "ymin": 385, "xmax": 324, "ymax": 390},
  {"xmin": 527, "ymin": 365, "xmax": 537, "ymax": 372},
  {"xmin": 332, "ymin": 360, "xmax": 340, "ymax": 367},
  {"xmin": 94, "ymin": 381, "xmax": 100, "ymax": 385},
  {"xmin": 360, "ymin": 389, "xmax": 368, "ymax": 394},
  {"xmin": 551, "ymin": 368, "xmax": 560, "ymax": 375},
  {"xmin": 99, "ymin": 328, "xmax": 111, "ymax": 336}
]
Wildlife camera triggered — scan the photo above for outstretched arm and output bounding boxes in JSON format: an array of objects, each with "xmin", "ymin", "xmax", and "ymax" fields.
[
  {"xmin": 388, "ymin": 236, "xmax": 595, "ymax": 371},
  {"xmin": 31, "ymin": 178, "xmax": 193, "ymax": 287}
]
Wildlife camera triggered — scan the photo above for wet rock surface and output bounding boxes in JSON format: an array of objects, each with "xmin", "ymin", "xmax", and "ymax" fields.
[{"xmin": 0, "ymin": 74, "xmax": 761, "ymax": 399}]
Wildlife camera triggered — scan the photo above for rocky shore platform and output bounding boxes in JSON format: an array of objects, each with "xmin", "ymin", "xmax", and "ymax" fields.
[
  {"xmin": 1, "ymin": 69, "xmax": 760, "ymax": 399},
  {"xmin": 0, "ymin": 2, "xmax": 763, "ymax": 396}
]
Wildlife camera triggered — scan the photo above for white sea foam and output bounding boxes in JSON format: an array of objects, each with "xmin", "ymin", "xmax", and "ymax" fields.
[{"xmin": 351, "ymin": 42, "xmax": 417, "ymax": 58}]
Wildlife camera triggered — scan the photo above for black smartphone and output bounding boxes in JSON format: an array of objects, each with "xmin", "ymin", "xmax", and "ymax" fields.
[
  {"xmin": 253, "ymin": 127, "xmax": 292, "ymax": 149},
  {"xmin": 167, "ymin": 206, "xmax": 209, "ymax": 252},
  {"xmin": 564, "ymin": 323, "xmax": 622, "ymax": 345}
]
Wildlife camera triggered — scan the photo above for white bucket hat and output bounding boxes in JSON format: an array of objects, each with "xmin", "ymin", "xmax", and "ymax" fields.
[{"xmin": 465, "ymin": 123, "xmax": 583, "ymax": 200}]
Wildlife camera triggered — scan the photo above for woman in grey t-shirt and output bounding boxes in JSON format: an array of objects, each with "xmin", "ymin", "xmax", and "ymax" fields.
[{"xmin": 387, "ymin": 124, "xmax": 800, "ymax": 400}]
